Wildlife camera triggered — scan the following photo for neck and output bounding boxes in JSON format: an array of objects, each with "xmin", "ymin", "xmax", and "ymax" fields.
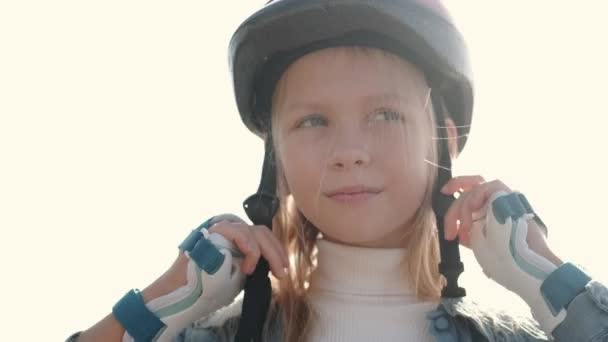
[{"xmin": 309, "ymin": 238, "xmax": 417, "ymax": 296}]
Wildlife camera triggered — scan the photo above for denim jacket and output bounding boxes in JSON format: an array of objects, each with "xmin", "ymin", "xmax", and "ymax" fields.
[{"xmin": 177, "ymin": 279, "xmax": 608, "ymax": 342}]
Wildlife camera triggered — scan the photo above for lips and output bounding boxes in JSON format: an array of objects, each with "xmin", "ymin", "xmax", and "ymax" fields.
[
  {"xmin": 325, "ymin": 185, "xmax": 383, "ymax": 203},
  {"xmin": 326, "ymin": 185, "xmax": 382, "ymax": 197}
]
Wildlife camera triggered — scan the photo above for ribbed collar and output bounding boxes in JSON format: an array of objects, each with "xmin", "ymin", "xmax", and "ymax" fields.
[{"xmin": 308, "ymin": 238, "xmax": 417, "ymax": 297}]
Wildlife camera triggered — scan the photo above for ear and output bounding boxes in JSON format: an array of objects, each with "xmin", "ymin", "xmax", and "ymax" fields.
[{"xmin": 444, "ymin": 117, "xmax": 459, "ymax": 160}]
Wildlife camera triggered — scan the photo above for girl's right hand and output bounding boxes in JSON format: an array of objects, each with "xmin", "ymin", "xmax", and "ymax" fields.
[
  {"xmin": 147, "ymin": 214, "xmax": 289, "ymax": 302},
  {"xmin": 145, "ymin": 215, "xmax": 289, "ymax": 303},
  {"xmin": 129, "ymin": 215, "xmax": 290, "ymax": 342}
]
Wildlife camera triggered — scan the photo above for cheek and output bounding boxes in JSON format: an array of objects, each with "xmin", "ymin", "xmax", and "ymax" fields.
[
  {"xmin": 380, "ymin": 124, "xmax": 428, "ymax": 170},
  {"xmin": 381, "ymin": 126, "xmax": 431, "ymax": 197},
  {"xmin": 280, "ymin": 138, "xmax": 326, "ymax": 196}
]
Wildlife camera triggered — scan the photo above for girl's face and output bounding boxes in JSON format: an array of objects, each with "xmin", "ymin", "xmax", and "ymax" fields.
[{"xmin": 273, "ymin": 47, "xmax": 434, "ymax": 248}]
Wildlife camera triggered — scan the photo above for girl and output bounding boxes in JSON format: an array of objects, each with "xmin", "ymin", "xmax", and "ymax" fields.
[{"xmin": 69, "ymin": 1, "xmax": 608, "ymax": 341}]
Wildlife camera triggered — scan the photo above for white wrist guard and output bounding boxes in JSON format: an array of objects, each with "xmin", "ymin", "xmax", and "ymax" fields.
[
  {"xmin": 121, "ymin": 215, "xmax": 246, "ymax": 342},
  {"xmin": 470, "ymin": 191, "xmax": 564, "ymax": 335}
]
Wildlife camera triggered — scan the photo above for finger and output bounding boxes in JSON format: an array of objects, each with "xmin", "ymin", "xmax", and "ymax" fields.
[
  {"xmin": 465, "ymin": 218, "xmax": 486, "ymax": 251},
  {"xmin": 252, "ymin": 226, "xmax": 287, "ymax": 273},
  {"xmin": 249, "ymin": 225, "xmax": 286, "ymax": 264},
  {"xmin": 240, "ymin": 238, "xmax": 261, "ymax": 275},
  {"xmin": 441, "ymin": 175, "xmax": 486, "ymax": 194},
  {"xmin": 208, "ymin": 222, "xmax": 251, "ymax": 255},
  {"xmin": 209, "ymin": 223, "xmax": 260, "ymax": 274},
  {"xmin": 458, "ymin": 179, "xmax": 510, "ymax": 237},
  {"xmin": 458, "ymin": 192, "xmax": 474, "ymax": 241},
  {"xmin": 259, "ymin": 227, "xmax": 289, "ymax": 268},
  {"xmin": 459, "ymin": 229, "xmax": 471, "ymax": 249},
  {"xmin": 250, "ymin": 226, "xmax": 288, "ymax": 278},
  {"xmin": 469, "ymin": 180, "xmax": 512, "ymax": 212},
  {"xmin": 444, "ymin": 192, "xmax": 465, "ymax": 240}
]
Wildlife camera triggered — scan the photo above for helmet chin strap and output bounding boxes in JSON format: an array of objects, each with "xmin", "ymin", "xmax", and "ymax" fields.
[
  {"xmin": 430, "ymin": 89, "xmax": 466, "ymax": 299},
  {"xmin": 235, "ymin": 93, "xmax": 466, "ymax": 341},
  {"xmin": 235, "ymin": 137, "xmax": 279, "ymax": 342}
]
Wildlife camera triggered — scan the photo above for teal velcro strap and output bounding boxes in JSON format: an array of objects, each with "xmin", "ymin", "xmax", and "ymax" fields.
[
  {"xmin": 516, "ymin": 193, "xmax": 549, "ymax": 237},
  {"xmin": 492, "ymin": 192, "xmax": 531, "ymax": 224},
  {"xmin": 189, "ymin": 237, "xmax": 225, "ymax": 275},
  {"xmin": 178, "ymin": 230, "xmax": 203, "ymax": 253},
  {"xmin": 516, "ymin": 193, "xmax": 534, "ymax": 215},
  {"xmin": 178, "ymin": 217, "xmax": 216, "ymax": 252},
  {"xmin": 112, "ymin": 289, "xmax": 165, "ymax": 341},
  {"xmin": 541, "ymin": 263, "xmax": 592, "ymax": 314}
]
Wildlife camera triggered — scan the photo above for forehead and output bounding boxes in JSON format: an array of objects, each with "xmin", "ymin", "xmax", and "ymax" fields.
[{"xmin": 273, "ymin": 46, "xmax": 429, "ymax": 109}]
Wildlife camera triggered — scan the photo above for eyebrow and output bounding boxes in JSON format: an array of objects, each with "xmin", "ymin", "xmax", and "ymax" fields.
[
  {"xmin": 284, "ymin": 92, "xmax": 412, "ymax": 113},
  {"xmin": 362, "ymin": 93, "xmax": 412, "ymax": 106}
]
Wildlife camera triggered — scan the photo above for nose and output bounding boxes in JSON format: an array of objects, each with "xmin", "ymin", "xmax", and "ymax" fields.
[{"xmin": 328, "ymin": 136, "xmax": 371, "ymax": 170}]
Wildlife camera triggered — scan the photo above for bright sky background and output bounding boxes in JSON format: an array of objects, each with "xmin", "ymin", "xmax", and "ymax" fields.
[{"xmin": 1, "ymin": 1, "xmax": 607, "ymax": 340}]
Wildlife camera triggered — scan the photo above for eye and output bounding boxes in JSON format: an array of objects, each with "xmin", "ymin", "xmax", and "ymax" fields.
[
  {"xmin": 370, "ymin": 109, "xmax": 404, "ymax": 122},
  {"xmin": 296, "ymin": 115, "xmax": 328, "ymax": 128}
]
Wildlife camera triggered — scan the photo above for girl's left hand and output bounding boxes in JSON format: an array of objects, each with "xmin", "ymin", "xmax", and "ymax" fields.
[{"xmin": 440, "ymin": 175, "xmax": 562, "ymax": 267}]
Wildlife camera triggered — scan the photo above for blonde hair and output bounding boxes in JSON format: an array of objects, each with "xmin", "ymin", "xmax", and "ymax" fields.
[{"xmin": 266, "ymin": 46, "xmax": 446, "ymax": 342}]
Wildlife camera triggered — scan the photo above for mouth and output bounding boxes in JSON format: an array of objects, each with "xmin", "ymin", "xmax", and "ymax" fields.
[{"xmin": 324, "ymin": 185, "xmax": 383, "ymax": 204}]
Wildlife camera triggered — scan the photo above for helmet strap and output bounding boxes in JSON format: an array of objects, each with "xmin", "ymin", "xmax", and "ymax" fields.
[
  {"xmin": 430, "ymin": 89, "xmax": 466, "ymax": 298},
  {"xmin": 236, "ymin": 137, "xmax": 279, "ymax": 342}
]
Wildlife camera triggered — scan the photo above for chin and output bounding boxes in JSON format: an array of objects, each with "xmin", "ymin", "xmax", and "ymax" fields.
[
  {"xmin": 315, "ymin": 214, "xmax": 409, "ymax": 247},
  {"xmin": 322, "ymin": 227, "xmax": 401, "ymax": 248}
]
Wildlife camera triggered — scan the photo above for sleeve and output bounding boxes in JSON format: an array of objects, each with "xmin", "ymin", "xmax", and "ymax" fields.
[
  {"xmin": 178, "ymin": 296, "xmax": 283, "ymax": 342},
  {"xmin": 436, "ymin": 298, "xmax": 551, "ymax": 342},
  {"xmin": 551, "ymin": 280, "xmax": 608, "ymax": 341}
]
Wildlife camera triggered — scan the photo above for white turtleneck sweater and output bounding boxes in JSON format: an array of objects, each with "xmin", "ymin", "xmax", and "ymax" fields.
[{"xmin": 307, "ymin": 239, "xmax": 438, "ymax": 342}]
